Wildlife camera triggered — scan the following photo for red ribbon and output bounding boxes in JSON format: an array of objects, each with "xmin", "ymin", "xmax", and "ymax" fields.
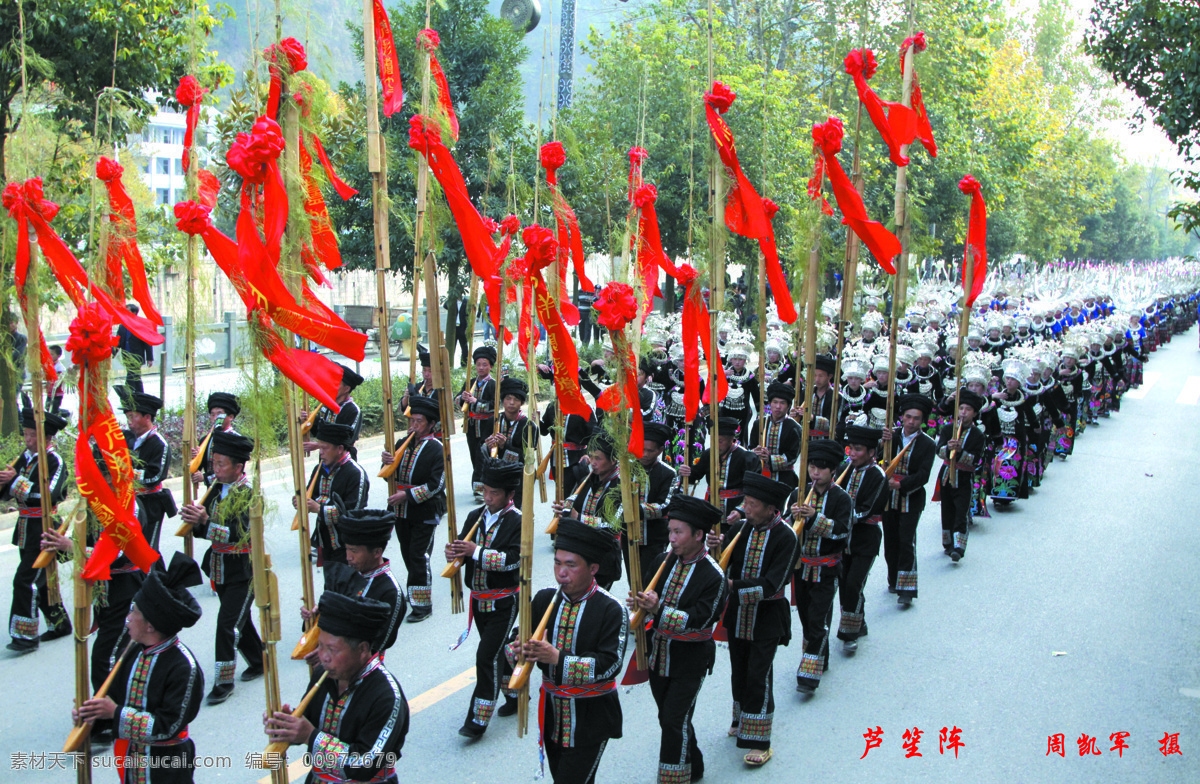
[
  {"xmin": 373, "ymin": 0, "xmax": 404, "ymax": 116},
  {"xmin": 540, "ymin": 141, "xmax": 592, "ymax": 325},
  {"xmin": 3, "ymin": 178, "xmax": 162, "ymax": 357},
  {"xmin": 174, "ymin": 200, "xmax": 357, "ymax": 410},
  {"xmin": 175, "ymin": 75, "xmax": 207, "ymax": 174},
  {"xmin": 959, "ymin": 176, "xmax": 987, "ymax": 307},
  {"xmin": 900, "ymin": 33, "xmax": 937, "ymax": 158},
  {"xmin": 812, "ymin": 119, "xmax": 900, "ymax": 275},
  {"xmin": 97, "ymin": 157, "xmax": 162, "ymax": 325},
  {"xmin": 807, "ymin": 146, "xmax": 834, "ymax": 216},
  {"xmin": 408, "ymin": 116, "xmax": 510, "ymax": 342},
  {"xmin": 198, "ymin": 170, "xmax": 219, "ymax": 209},
  {"xmin": 508, "ymin": 237, "xmax": 538, "ymax": 366},
  {"xmin": 844, "ymin": 48, "xmax": 917, "ymax": 167},
  {"xmin": 532, "ymin": 277, "xmax": 592, "ymax": 419},
  {"xmin": 701, "ymin": 83, "xmax": 795, "ymax": 324},
  {"xmin": 632, "ymin": 184, "xmax": 676, "ymax": 318},
  {"xmin": 419, "ymin": 29, "xmax": 459, "ymax": 142},
  {"xmin": 670, "ymin": 265, "xmax": 727, "ymax": 421},
  {"xmin": 298, "ymin": 139, "xmax": 344, "ymax": 281},
  {"xmin": 593, "ymin": 283, "xmax": 644, "ymax": 457},
  {"xmin": 758, "ymin": 199, "xmax": 796, "ymax": 324},
  {"xmin": 67, "ymin": 305, "xmax": 157, "ymax": 579},
  {"xmin": 263, "ymin": 37, "xmax": 307, "ymax": 119},
  {"xmin": 308, "ymin": 132, "xmax": 358, "ymax": 201},
  {"xmin": 627, "ymin": 146, "xmax": 649, "ymax": 201}
]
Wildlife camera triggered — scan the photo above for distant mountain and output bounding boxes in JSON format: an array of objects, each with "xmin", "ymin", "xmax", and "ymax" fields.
[{"xmin": 206, "ymin": 0, "xmax": 648, "ymax": 121}]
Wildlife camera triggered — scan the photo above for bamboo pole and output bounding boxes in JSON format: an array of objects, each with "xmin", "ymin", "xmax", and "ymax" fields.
[
  {"xmin": 250, "ymin": 499, "xmax": 286, "ymax": 778},
  {"xmin": 946, "ymin": 254, "xmax": 974, "ymax": 487},
  {"xmin": 515, "ymin": 459, "xmax": 535, "ymax": 736},
  {"xmin": 797, "ymin": 240, "xmax": 820, "ymax": 496},
  {"xmin": 705, "ymin": 0, "xmax": 724, "ymax": 523},
  {"xmin": 829, "ymin": 97, "xmax": 866, "ymax": 435},
  {"xmin": 884, "ymin": 12, "xmax": 919, "ymax": 464},
  {"xmin": 363, "ymin": 0, "xmax": 398, "ymax": 507},
  {"xmin": 409, "ymin": 0, "xmax": 434, "ymax": 385},
  {"xmin": 282, "ymin": 98, "xmax": 316, "ymax": 627},
  {"xmin": 424, "ymin": 251, "xmax": 464, "ymax": 613}
]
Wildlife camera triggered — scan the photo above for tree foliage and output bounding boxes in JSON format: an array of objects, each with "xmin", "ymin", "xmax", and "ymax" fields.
[{"xmin": 1086, "ymin": 0, "xmax": 1200, "ymax": 237}]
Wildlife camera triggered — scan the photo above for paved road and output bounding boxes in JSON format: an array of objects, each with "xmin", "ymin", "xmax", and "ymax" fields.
[{"xmin": 2, "ymin": 328, "xmax": 1198, "ymax": 783}]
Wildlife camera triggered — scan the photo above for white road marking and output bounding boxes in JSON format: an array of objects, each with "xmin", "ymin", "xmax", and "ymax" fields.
[
  {"xmin": 1123, "ymin": 371, "xmax": 1161, "ymax": 400},
  {"xmin": 1176, "ymin": 376, "xmax": 1200, "ymax": 406}
]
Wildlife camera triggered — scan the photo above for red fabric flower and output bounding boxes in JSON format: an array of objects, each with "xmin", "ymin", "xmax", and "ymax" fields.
[
  {"xmin": 293, "ymin": 81, "xmax": 315, "ymax": 116},
  {"xmin": 417, "ymin": 28, "xmax": 440, "ymax": 51},
  {"xmin": 65, "ymin": 303, "xmax": 118, "ymax": 366},
  {"xmin": 407, "ymin": 114, "xmax": 442, "ymax": 151},
  {"xmin": 173, "ymin": 200, "xmax": 212, "ymax": 235},
  {"xmin": 265, "ymin": 37, "xmax": 307, "ymax": 72},
  {"xmin": 843, "ymin": 48, "xmax": 879, "ymax": 81},
  {"xmin": 540, "ymin": 141, "xmax": 566, "ymax": 174},
  {"xmin": 500, "ymin": 214, "xmax": 521, "ymax": 236},
  {"xmin": 3, "ymin": 178, "xmax": 58, "ymax": 221},
  {"xmin": 959, "ymin": 175, "xmax": 982, "ymax": 196},
  {"xmin": 506, "ymin": 252, "xmax": 530, "ymax": 283},
  {"xmin": 481, "ymin": 216, "xmax": 500, "ymax": 235},
  {"xmin": 176, "ymin": 75, "xmax": 206, "ymax": 107},
  {"xmin": 763, "ymin": 198, "xmax": 780, "ymax": 220},
  {"xmin": 704, "ymin": 81, "xmax": 736, "ymax": 114},
  {"xmin": 226, "ymin": 116, "xmax": 285, "ymax": 183},
  {"xmin": 902, "ymin": 32, "xmax": 928, "ymax": 55},
  {"xmin": 521, "ymin": 224, "xmax": 557, "ymax": 271},
  {"xmin": 633, "ymin": 183, "xmax": 657, "ymax": 209},
  {"xmin": 812, "ymin": 117, "xmax": 845, "ymax": 155},
  {"xmin": 628, "ymin": 146, "xmax": 649, "ymax": 164},
  {"xmin": 96, "ymin": 157, "xmax": 124, "ymax": 183},
  {"xmin": 675, "ymin": 264, "xmax": 698, "ymax": 288},
  {"xmin": 594, "ymin": 282, "xmax": 638, "ymax": 331}
]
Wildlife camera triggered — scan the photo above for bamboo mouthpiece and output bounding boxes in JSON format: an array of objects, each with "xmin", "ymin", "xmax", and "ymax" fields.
[
  {"xmin": 290, "ymin": 617, "xmax": 320, "ymax": 660},
  {"xmin": 507, "ymin": 594, "xmax": 559, "ymax": 692},
  {"xmin": 441, "ymin": 519, "xmax": 481, "ymax": 578},
  {"xmin": 628, "ymin": 557, "xmax": 671, "ymax": 630},
  {"xmin": 717, "ymin": 529, "xmax": 744, "ymax": 572},
  {"xmin": 63, "ymin": 640, "xmax": 136, "ymax": 753},
  {"xmin": 32, "ymin": 521, "xmax": 70, "ymax": 570},
  {"xmin": 263, "ymin": 670, "xmax": 330, "ymax": 759},
  {"xmin": 299, "ymin": 407, "xmax": 321, "ymax": 436},
  {"xmin": 378, "ymin": 432, "xmax": 416, "ymax": 479}
]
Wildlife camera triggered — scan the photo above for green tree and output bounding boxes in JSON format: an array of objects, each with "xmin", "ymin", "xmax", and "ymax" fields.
[
  {"xmin": 1086, "ymin": 0, "xmax": 1200, "ymax": 238},
  {"xmin": 0, "ymin": 0, "xmax": 227, "ymax": 435}
]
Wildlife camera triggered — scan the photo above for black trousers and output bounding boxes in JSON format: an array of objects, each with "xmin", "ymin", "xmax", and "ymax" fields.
[
  {"xmin": 838, "ymin": 523, "xmax": 881, "ymax": 642},
  {"xmin": 213, "ymin": 579, "xmax": 263, "ymax": 686},
  {"xmin": 395, "ymin": 516, "xmax": 438, "ymax": 610},
  {"xmin": 91, "ymin": 572, "xmax": 142, "ymax": 690},
  {"xmin": 135, "ymin": 498, "xmax": 166, "ymax": 566},
  {"xmin": 464, "ymin": 598, "xmax": 518, "ymax": 729},
  {"xmin": 465, "ymin": 431, "xmax": 488, "ymax": 490},
  {"xmin": 940, "ymin": 478, "xmax": 972, "ymax": 555},
  {"xmin": 545, "ymin": 738, "xmax": 607, "ymax": 784},
  {"xmin": 882, "ymin": 509, "xmax": 921, "ymax": 598},
  {"xmin": 122, "ymin": 353, "xmax": 146, "ymax": 393},
  {"xmin": 727, "ymin": 636, "xmax": 778, "ymax": 750},
  {"xmin": 649, "ymin": 671, "xmax": 705, "ymax": 781},
  {"xmin": 794, "ymin": 574, "xmax": 838, "ymax": 690},
  {"xmin": 453, "ymin": 329, "xmax": 469, "ymax": 367},
  {"xmin": 8, "ymin": 526, "xmax": 69, "ymax": 641},
  {"xmin": 578, "ymin": 310, "xmax": 592, "ymax": 345}
]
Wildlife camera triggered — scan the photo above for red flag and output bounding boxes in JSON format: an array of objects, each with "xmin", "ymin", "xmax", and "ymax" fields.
[
  {"xmin": 900, "ymin": 33, "xmax": 938, "ymax": 158},
  {"xmin": 701, "ymin": 83, "xmax": 796, "ymax": 324},
  {"xmin": 373, "ymin": 0, "xmax": 404, "ymax": 116},
  {"xmin": 812, "ymin": 118, "xmax": 900, "ymax": 275},
  {"xmin": 959, "ymin": 176, "xmax": 987, "ymax": 307},
  {"xmin": 844, "ymin": 48, "xmax": 917, "ymax": 167}
]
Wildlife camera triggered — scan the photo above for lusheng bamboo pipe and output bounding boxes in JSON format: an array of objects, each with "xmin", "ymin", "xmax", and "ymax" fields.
[
  {"xmin": 290, "ymin": 613, "xmax": 320, "ymax": 660},
  {"xmin": 717, "ymin": 528, "xmax": 744, "ymax": 572},
  {"xmin": 628, "ymin": 556, "xmax": 673, "ymax": 631},
  {"xmin": 534, "ymin": 447, "xmax": 552, "ymax": 479},
  {"xmin": 299, "ymin": 406, "xmax": 320, "ymax": 436},
  {"xmin": 188, "ymin": 413, "xmax": 227, "ymax": 475},
  {"xmin": 507, "ymin": 591, "xmax": 561, "ymax": 692},
  {"xmin": 790, "ymin": 485, "xmax": 818, "ymax": 539},
  {"xmin": 62, "ymin": 640, "xmax": 136, "ymax": 752},
  {"xmin": 32, "ymin": 519, "xmax": 70, "ymax": 569},
  {"xmin": 175, "ymin": 482, "xmax": 220, "ymax": 538},
  {"xmin": 441, "ymin": 518, "xmax": 481, "ymax": 578},
  {"xmin": 262, "ymin": 670, "xmax": 330, "ymax": 757},
  {"xmin": 883, "ymin": 438, "xmax": 914, "ymax": 479},
  {"xmin": 378, "ymin": 431, "xmax": 416, "ymax": 479},
  {"xmin": 834, "ymin": 463, "xmax": 853, "ymax": 488},
  {"xmin": 290, "ymin": 468, "xmax": 320, "ymax": 531},
  {"xmin": 545, "ymin": 469, "xmax": 593, "ymax": 535}
]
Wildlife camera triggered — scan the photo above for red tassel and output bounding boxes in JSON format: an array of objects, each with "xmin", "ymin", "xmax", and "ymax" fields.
[
  {"xmin": 959, "ymin": 176, "xmax": 988, "ymax": 307},
  {"xmin": 812, "ymin": 119, "xmax": 900, "ymax": 275}
]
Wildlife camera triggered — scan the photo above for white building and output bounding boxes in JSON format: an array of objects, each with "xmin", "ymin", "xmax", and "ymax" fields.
[{"xmin": 128, "ymin": 101, "xmax": 218, "ymax": 206}]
